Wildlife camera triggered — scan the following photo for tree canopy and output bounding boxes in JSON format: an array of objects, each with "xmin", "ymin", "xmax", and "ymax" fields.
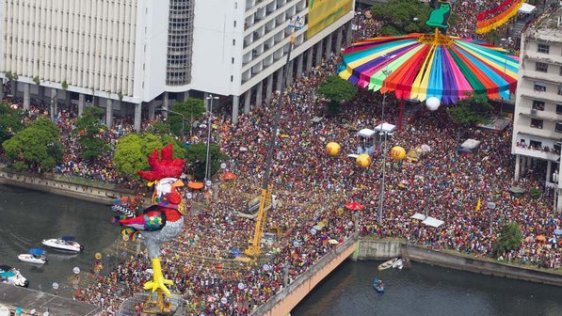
[
  {"xmin": 371, "ymin": 0, "xmax": 432, "ymax": 35},
  {"xmin": 2, "ymin": 118, "xmax": 63, "ymax": 172},
  {"xmin": 168, "ymin": 98, "xmax": 207, "ymax": 136},
  {"xmin": 113, "ymin": 133, "xmax": 186, "ymax": 178},
  {"xmin": 74, "ymin": 107, "xmax": 109, "ymax": 161},
  {"xmin": 183, "ymin": 143, "xmax": 228, "ymax": 181},
  {"xmin": 493, "ymin": 222, "xmax": 523, "ymax": 256},
  {"xmin": 318, "ymin": 76, "xmax": 357, "ymax": 104},
  {"xmin": 0, "ymin": 103, "xmax": 24, "ymax": 146},
  {"xmin": 447, "ymin": 95, "xmax": 493, "ymax": 127}
]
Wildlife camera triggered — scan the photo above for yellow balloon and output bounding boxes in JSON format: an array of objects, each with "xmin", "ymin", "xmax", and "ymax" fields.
[
  {"xmin": 356, "ymin": 154, "xmax": 371, "ymax": 168},
  {"xmin": 390, "ymin": 146, "xmax": 406, "ymax": 161},
  {"xmin": 326, "ymin": 142, "xmax": 341, "ymax": 157},
  {"xmin": 95, "ymin": 252, "xmax": 102, "ymax": 260}
]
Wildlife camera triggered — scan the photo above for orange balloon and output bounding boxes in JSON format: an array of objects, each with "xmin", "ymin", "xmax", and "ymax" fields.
[
  {"xmin": 356, "ymin": 154, "xmax": 371, "ymax": 168},
  {"xmin": 326, "ymin": 142, "xmax": 341, "ymax": 157},
  {"xmin": 390, "ymin": 146, "xmax": 406, "ymax": 161}
]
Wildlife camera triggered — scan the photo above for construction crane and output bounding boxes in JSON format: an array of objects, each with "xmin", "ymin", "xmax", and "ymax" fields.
[{"xmin": 244, "ymin": 16, "xmax": 303, "ymax": 258}]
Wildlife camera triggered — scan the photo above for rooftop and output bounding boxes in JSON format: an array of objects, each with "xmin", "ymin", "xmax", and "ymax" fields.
[{"xmin": 526, "ymin": 5, "xmax": 562, "ymax": 42}]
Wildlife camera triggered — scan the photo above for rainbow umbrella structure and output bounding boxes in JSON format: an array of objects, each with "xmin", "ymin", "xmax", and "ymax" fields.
[{"xmin": 338, "ymin": 33, "xmax": 519, "ymax": 105}]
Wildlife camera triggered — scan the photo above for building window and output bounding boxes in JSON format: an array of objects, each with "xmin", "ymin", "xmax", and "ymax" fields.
[
  {"xmin": 556, "ymin": 122, "xmax": 562, "ymax": 133},
  {"xmin": 538, "ymin": 43, "xmax": 550, "ymax": 54},
  {"xmin": 534, "ymin": 83, "xmax": 546, "ymax": 92},
  {"xmin": 532, "ymin": 100, "xmax": 545, "ymax": 111},
  {"xmin": 559, "ymin": 86, "xmax": 562, "ymax": 95},
  {"xmin": 234, "ymin": 20, "xmax": 237, "ymax": 27},
  {"xmin": 536, "ymin": 62, "xmax": 548, "ymax": 72},
  {"xmin": 233, "ymin": 39, "xmax": 236, "ymax": 45},
  {"xmin": 230, "ymin": 75, "xmax": 234, "ymax": 82},
  {"xmin": 556, "ymin": 104, "xmax": 562, "ymax": 114},
  {"xmin": 530, "ymin": 140, "xmax": 542, "ymax": 149},
  {"xmin": 560, "ymin": 66, "xmax": 562, "ymax": 76},
  {"xmin": 530, "ymin": 119, "xmax": 543, "ymax": 129}
]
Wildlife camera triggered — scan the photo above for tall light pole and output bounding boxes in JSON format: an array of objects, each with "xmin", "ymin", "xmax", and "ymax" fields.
[
  {"xmin": 378, "ymin": 130, "xmax": 388, "ymax": 223},
  {"xmin": 158, "ymin": 108, "xmax": 185, "ymax": 139},
  {"xmin": 205, "ymin": 94, "xmax": 219, "ymax": 186}
]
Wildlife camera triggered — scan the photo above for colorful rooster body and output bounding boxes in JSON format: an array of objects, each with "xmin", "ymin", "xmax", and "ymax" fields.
[{"xmin": 112, "ymin": 144, "xmax": 187, "ymax": 297}]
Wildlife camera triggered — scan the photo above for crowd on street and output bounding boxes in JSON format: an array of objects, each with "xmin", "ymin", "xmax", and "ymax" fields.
[{"xmin": 3, "ymin": 5, "xmax": 562, "ymax": 316}]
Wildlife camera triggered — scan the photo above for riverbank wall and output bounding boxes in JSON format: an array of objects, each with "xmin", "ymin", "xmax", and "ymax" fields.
[
  {"xmin": 356, "ymin": 238, "xmax": 562, "ymax": 287},
  {"xmin": 0, "ymin": 169, "xmax": 131, "ymax": 205}
]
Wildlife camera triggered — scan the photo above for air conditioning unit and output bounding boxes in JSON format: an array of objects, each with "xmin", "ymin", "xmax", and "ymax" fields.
[{"xmin": 531, "ymin": 108, "xmax": 537, "ymax": 115}]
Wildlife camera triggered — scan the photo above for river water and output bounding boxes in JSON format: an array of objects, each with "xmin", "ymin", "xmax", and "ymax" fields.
[
  {"xmin": 0, "ymin": 184, "xmax": 117, "ymax": 296},
  {"xmin": 293, "ymin": 260, "xmax": 562, "ymax": 316}
]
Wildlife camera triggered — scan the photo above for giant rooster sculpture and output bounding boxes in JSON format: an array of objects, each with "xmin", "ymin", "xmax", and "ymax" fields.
[{"xmin": 113, "ymin": 144, "xmax": 187, "ymax": 310}]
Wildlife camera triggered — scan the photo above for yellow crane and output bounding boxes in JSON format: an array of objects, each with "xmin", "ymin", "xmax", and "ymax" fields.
[{"xmin": 244, "ymin": 16, "xmax": 303, "ymax": 258}]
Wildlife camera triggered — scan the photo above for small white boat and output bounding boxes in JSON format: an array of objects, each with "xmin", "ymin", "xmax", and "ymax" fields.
[
  {"xmin": 392, "ymin": 258, "xmax": 404, "ymax": 270},
  {"xmin": 18, "ymin": 248, "xmax": 47, "ymax": 265},
  {"xmin": 42, "ymin": 236, "xmax": 83, "ymax": 253},
  {"xmin": 0, "ymin": 265, "xmax": 28, "ymax": 287},
  {"xmin": 378, "ymin": 258, "xmax": 402, "ymax": 271}
]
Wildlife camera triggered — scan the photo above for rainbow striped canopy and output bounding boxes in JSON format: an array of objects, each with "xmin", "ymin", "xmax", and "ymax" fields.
[{"xmin": 338, "ymin": 33, "xmax": 519, "ymax": 105}]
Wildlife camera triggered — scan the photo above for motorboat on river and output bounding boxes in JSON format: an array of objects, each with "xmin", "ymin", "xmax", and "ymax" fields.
[
  {"xmin": 18, "ymin": 248, "xmax": 47, "ymax": 265},
  {"xmin": 378, "ymin": 258, "xmax": 403, "ymax": 271},
  {"xmin": 42, "ymin": 236, "xmax": 83, "ymax": 253},
  {"xmin": 0, "ymin": 265, "xmax": 28, "ymax": 287}
]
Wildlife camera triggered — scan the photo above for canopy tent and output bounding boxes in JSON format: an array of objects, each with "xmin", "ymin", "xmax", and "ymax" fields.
[
  {"xmin": 411, "ymin": 213, "xmax": 427, "ymax": 220},
  {"xmin": 374, "ymin": 123, "xmax": 396, "ymax": 135},
  {"xmin": 29, "ymin": 248, "xmax": 45, "ymax": 256},
  {"xmin": 422, "ymin": 217, "xmax": 445, "ymax": 228},
  {"xmin": 509, "ymin": 186, "xmax": 526, "ymax": 194},
  {"xmin": 357, "ymin": 128, "xmax": 376, "ymax": 138},
  {"xmin": 460, "ymin": 139, "xmax": 482, "ymax": 152},
  {"xmin": 345, "ymin": 201, "xmax": 366, "ymax": 211},
  {"xmin": 339, "ymin": 33, "xmax": 519, "ymax": 105},
  {"xmin": 518, "ymin": 3, "xmax": 536, "ymax": 14}
]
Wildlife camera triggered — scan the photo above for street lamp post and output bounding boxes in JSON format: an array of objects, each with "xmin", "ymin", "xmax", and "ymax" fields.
[
  {"xmin": 378, "ymin": 130, "xmax": 388, "ymax": 223},
  {"xmin": 205, "ymin": 95, "xmax": 219, "ymax": 185},
  {"xmin": 158, "ymin": 108, "xmax": 185, "ymax": 139}
]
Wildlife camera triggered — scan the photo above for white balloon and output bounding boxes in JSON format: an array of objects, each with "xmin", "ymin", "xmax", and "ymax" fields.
[
  {"xmin": 52, "ymin": 282, "xmax": 59, "ymax": 290},
  {"xmin": 426, "ymin": 97, "xmax": 441, "ymax": 111},
  {"xmin": 220, "ymin": 162, "xmax": 227, "ymax": 169},
  {"xmin": 73, "ymin": 267, "xmax": 80, "ymax": 274}
]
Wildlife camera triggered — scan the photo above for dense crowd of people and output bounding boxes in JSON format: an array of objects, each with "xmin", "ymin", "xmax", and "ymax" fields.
[{"xmin": 3, "ymin": 4, "xmax": 562, "ymax": 316}]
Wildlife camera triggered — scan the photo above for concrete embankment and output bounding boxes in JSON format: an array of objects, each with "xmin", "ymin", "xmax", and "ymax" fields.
[
  {"xmin": 0, "ymin": 169, "xmax": 132, "ymax": 205},
  {"xmin": 357, "ymin": 238, "xmax": 562, "ymax": 287}
]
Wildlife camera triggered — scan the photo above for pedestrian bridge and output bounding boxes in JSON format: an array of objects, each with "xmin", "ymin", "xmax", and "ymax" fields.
[{"xmin": 251, "ymin": 238, "xmax": 357, "ymax": 316}]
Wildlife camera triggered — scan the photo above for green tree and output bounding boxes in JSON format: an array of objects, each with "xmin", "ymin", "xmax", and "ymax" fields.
[
  {"xmin": 74, "ymin": 107, "xmax": 109, "ymax": 161},
  {"xmin": 0, "ymin": 103, "xmax": 24, "ymax": 146},
  {"xmin": 371, "ymin": 0, "xmax": 432, "ymax": 35},
  {"xmin": 318, "ymin": 75, "xmax": 357, "ymax": 116},
  {"xmin": 113, "ymin": 133, "xmax": 186, "ymax": 178},
  {"xmin": 168, "ymin": 98, "xmax": 206, "ymax": 137},
  {"xmin": 493, "ymin": 222, "xmax": 523, "ymax": 256},
  {"xmin": 183, "ymin": 143, "xmax": 228, "ymax": 181},
  {"xmin": 2, "ymin": 118, "xmax": 63, "ymax": 172},
  {"xmin": 447, "ymin": 95, "xmax": 493, "ymax": 128}
]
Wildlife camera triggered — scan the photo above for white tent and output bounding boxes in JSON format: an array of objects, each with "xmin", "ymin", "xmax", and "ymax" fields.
[
  {"xmin": 357, "ymin": 128, "xmax": 376, "ymax": 138},
  {"xmin": 422, "ymin": 217, "xmax": 444, "ymax": 228},
  {"xmin": 411, "ymin": 213, "xmax": 426, "ymax": 220},
  {"xmin": 461, "ymin": 139, "xmax": 481, "ymax": 151},
  {"xmin": 374, "ymin": 123, "xmax": 396, "ymax": 135},
  {"xmin": 519, "ymin": 3, "xmax": 536, "ymax": 14}
]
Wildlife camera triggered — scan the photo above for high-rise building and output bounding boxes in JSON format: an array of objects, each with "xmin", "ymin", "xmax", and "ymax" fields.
[
  {"xmin": 511, "ymin": 6, "xmax": 562, "ymax": 210},
  {"xmin": 0, "ymin": 0, "xmax": 354, "ymax": 130}
]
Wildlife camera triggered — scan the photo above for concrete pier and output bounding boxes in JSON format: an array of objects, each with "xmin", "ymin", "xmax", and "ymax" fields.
[{"xmin": 0, "ymin": 283, "xmax": 100, "ymax": 315}]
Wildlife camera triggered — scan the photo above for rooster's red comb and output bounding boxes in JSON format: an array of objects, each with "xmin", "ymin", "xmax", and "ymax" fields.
[{"xmin": 138, "ymin": 144, "xmax": 184, "ymax": 181}]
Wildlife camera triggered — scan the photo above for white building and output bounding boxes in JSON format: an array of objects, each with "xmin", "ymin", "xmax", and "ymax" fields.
[
  {"xmin": 511, "ymin": 6, "xmax": 562, "ymax": 210},
  {"xmin": 0, "ymin": 0, "xmax": 354, "ymax": 130}
]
